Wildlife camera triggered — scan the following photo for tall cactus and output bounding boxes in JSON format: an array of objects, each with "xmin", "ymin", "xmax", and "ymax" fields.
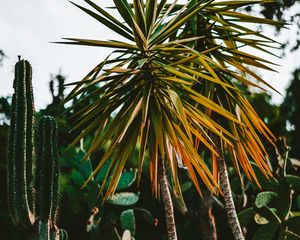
[
  {"xmin": 35, "ymin": 116, "xmax": 60, "ymax": 224},
  {"xmin": 7, "ymin": 57, "xmax": 35, "ymax": 226},
  {"xmin": 7, "ymin": 57, "xmax": 66, "ymax": 239}
]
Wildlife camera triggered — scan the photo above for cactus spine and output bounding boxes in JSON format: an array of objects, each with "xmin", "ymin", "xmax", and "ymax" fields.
[
  {"xmin": 35, "ymin": 116, "xmax": 60, "ymax": 224},
  {"xmin": 7, "ymin": 57, "xmax": 35, "ymax": 226}
]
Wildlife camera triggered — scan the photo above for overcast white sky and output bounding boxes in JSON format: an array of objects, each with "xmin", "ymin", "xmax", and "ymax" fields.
[{"xmin": 1, "ymin": 0, "xmax": 299, "ymax": 109}]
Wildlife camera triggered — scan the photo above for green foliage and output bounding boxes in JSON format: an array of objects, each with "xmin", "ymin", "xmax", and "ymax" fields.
[
  {"xmin": 107, "ymin": 192, "xmax": 139, "ymax": 206},
  {"xmin": 286, "ymin": 175, "xmax": 300, "ymax": 191},
  {"xmin": 60, "ymin": 147, "xmax": 154, "ymax": 239},
  {"xmin": 287, "ymin": 216, "xmax": 300, "ymax": 235},
  {"xmin": 254, "ymin": 207, "xmax": 280, "ymax": 225},
  {"xmin": 238, "ymin": 148, "xmax": 300, "ymax": 239},
  {"xmin": 59, "ymin": 0, "xmax": 283, "ymax": 204},
  {"xmin": 1, "ymin": 0, "xmax": 299, "ymax": 239},
  {"xmin": 281, "ymin": 68, "xmax": 300, "ymax": 159},
  {"xmin": 94, "ymin": 158, "xmax": 137, "ymax": 192},
  {"xmin": 238, "ymin": 208, "xmax": 255, "ymax": 227},
  {"xmin": 251, "ymin": 163, "xmax": 279, "ymax": 190},
  {"xmin": 120, "ymin": 209, "xmax": 136, "ymax": 236},
  {"xmin": 116, "ymin": 170, "xmax": 137, "ymax": 191},
  {"xmin": 255, "ymin": 192, "xmax": 278, "ymax": 208},
  {"xmin": 252, "ymin": 221, "xmax": 279, "ymax": 240},
  {"xmin": 297, "ymin": 195, "xmax": 300, "ymax": 209}
]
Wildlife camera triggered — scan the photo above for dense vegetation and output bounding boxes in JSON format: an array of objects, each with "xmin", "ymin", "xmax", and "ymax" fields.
[{"xmin": 1, "ymin": 0, "xmax": 300, "ymax": 239}]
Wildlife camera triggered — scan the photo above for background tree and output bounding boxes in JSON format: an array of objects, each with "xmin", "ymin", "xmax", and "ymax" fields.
[
  {"xmin": 0, "ymin": 50, "xmax": 6, "ymax": 66},
  {"xmin": 281, "ymin": 68, "xmax": 300, "ymax": 159},
  {"xmin": 245, "ymin": 0, "xmax": 300, "ymax": 51}
]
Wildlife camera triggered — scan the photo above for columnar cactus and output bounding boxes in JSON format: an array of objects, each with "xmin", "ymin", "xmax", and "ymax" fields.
[
  {"xmin": 7, "ymin": 57, "xmax": 35, "ymax": 226},
  {"xmin": 7, "ymin": 57, "xmax": 67, "ymax": 239},
  {"xmin": 35, "ymin": 116, "xmax": 60, "ymax": 225}
]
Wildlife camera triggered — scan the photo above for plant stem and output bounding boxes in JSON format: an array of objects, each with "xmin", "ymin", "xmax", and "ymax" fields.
[
  {"xmin": 198, "ymin": 190, "xmax": 217, "ymax": 240},
  {"xmin": 216, "ymin": 141, "xmax": 244, "ymax": 240},
  {"xmin": 158, "ymin": 156, "xmax": 178, "ymax": 240}
]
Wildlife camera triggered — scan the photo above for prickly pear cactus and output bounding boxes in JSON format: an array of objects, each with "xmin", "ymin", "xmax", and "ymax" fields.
[
  {"xmin": 107, "ymin": 192, "xmax": 139, "ymax": 206},
  {"xmin": 120, "ymin": 209, "xmax": 136, "ymax": 236},
  {"xmin": 238, "ymin": 151, "xmax": 300, "ymax": 239},
  {"xmin": 116, "ymin": 169, "xmax": 137, "ymax": 191},
  {"xmin": 255, "ymin": 191, "xmax": 278, "ymax": 208},
  {"xmin": 7, "ymin": 57, "xmax": 35, "ymax": 226},
  {"xmin": 35, "ymin": 116, "xmax": 60, "ymax": 223}
]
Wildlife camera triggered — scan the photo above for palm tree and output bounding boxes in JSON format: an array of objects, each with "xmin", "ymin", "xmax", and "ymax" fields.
[{"xmin": 58, "ymin": 1, "xmax": 282, "ymax": 239}]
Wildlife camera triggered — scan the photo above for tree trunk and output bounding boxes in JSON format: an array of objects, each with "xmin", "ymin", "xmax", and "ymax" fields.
[
  {"xmin": 216, "ymin": 142, "xmax": 245, "ymax": 240},
  {"xmin": 158, "ymin": 156, "xmax": 178, "ymax": 240},
  {"xmin": 198, "ymin": 190, "xmax": 217, "ymax": 240}
]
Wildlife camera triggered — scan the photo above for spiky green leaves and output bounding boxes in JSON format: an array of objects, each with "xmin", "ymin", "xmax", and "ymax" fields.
[
  {"xmin": 59, "ymin": 0, "xmax": 242, "ymax": 200},
  {"xmin": 7, "ymin": 58, "xmax": 35, "ymax": 226},
  {"xmin": 58, "ymin": 0, "xmax": 282, "ymax": 200},
  {"xmin": 35, "ymin": 116, "xmax": 60, "ymax": 223}
]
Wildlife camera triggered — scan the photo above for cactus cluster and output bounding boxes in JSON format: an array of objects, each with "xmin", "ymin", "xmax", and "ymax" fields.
[
  {"xmin": 7, "ymin": 57, "xmax": 67, "ymax": 239},
  {"xmin": 238, "ymin": 160, "xmax": 300, "ymax": 239}
]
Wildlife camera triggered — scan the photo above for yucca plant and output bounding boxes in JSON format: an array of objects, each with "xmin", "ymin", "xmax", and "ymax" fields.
[
  {"xmin": 172, "ymin": 2, "xmax": 284, "ymax": 238},
  {"xmin": 58, "ymin": 1, "xmax": 283, "ymax": 239}
]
